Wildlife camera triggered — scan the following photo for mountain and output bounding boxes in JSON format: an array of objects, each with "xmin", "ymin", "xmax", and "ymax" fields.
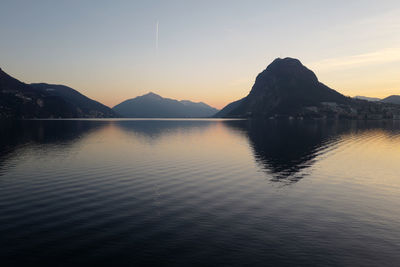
[
  {"xmin": 0, "ymin": 67, "xmax": 74, "ymax": 118},
  {"xmin": 216, "ymin": 58, "xmax": 350, "ymax": 118},
  {"xmin": 354, "ymin": 96, "xmax": 381, "ymax": 102},
  {"xmin": 30, "ymin": 83, "xmax": 116, "ymax": 118},
  {"xmin": 0, "ymin": 67, "xmax": 116, "ymax": 118},
  {"xmin": 113, "ymin": 92, "xmax": 219, "ymax": 118},
  {"xmin": 214, "ymin": 98, "xmax": 245, "ymax": 118},
  {"xmin": 381, "ymin": 95, "xmax": 400, "ymax": 105}
]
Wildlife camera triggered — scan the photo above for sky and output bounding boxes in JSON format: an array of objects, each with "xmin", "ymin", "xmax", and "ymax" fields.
[{"xmin": 1, "ymin": 0, "xmax": 399, "ymax": 109}]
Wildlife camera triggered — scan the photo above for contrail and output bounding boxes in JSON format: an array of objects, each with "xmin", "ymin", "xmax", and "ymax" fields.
[{"xmin": 156, "ymin": 20, "xmax": 159, "ymax": 50}]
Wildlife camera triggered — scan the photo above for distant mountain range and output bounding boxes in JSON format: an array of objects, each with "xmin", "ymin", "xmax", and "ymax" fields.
[
  {"xmin": 354, "ymin": 96, "xmax": 381, "ymax": 102},
  {"xmin": 0, "ymin": 67, "xmax": 218, "ymax": 119},
  {"xmin": 1, "ymin": 63, "xmax": 399, "ymax": 119},
  {"xmin": 113, "ymin": 92, "xmax": 219, "ymax": 118},
  {"xmin": 0, "ymin": 68, "xmax": 116, "ymax": 118},
  {"xmin": 354, "ymin": 95, "xmax": 400, "ymax": 105},
  {"xmin": 216, "ymin": 58, "xmax": 400, "ymax": 119}
]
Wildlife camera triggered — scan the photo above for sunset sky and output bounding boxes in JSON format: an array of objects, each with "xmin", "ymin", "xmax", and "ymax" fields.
[{"xmin": 1, "ymin": 0, "xmax": 399, "ymax": 109}]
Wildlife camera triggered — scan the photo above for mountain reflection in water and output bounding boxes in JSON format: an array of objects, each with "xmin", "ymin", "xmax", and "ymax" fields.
[
  {"xmin": 223, "ymin": 119, "xmax": 400, "ymax": 184},
  {"xmin": 1, "ymin": 119, "xmax": 400, "ymax": 266},
  {"xmin": 1, "ymin": 119, "xmax": 400, "ymax": 183},
  {"xmin": 223, "ymin": 120, "xmax": 341, "ymax": 183}
]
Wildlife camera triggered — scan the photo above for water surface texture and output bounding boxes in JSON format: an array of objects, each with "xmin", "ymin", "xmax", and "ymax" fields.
[{"xmin": 1, "ymin": 119, "xmax": 400, "ymax": 266}]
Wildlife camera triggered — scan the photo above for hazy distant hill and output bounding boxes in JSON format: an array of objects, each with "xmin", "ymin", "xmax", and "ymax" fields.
[
  {"xmin": 216, "ymin": 58, "xmax": 349, "ymax": 118},
  {"xmin": 381, "ymin": 95, "xmax": 400, "ymax": 105},
  {"xmin": 354, "ymin": 96, "xmax": 381, "ymax": 102},
  {"xmin": 0, "ymin": 67, "xmax": 116, "ymax": 118},
  {"xmin": 113, "ymin": 92, "xmax": 219, "ymax": 118}
]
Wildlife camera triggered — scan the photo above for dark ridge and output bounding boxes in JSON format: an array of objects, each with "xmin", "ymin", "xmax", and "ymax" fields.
[
  {"xmin": 0, "ymin": 67, "xmax": 116, "ymax": 118},
  {"xmin": 30, "ymin": 83, "xmax": 117, "ymax": 118},
  {"xmin": 381, "ymin": 95, "xmax": 400, "ymax": 105}
]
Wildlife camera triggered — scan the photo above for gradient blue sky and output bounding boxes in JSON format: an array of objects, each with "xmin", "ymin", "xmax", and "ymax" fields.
[{"xmin": 1, "ymin": 0, "xmax": 399, "ymax": 108}]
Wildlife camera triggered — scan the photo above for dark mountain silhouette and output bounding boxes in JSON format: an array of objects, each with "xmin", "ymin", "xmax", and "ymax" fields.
[
  {"xmin": 0, "ymin": 67, "xmax": 116, "ymax": 118},
  {"xmin": 214, "ymin": 98, "xmax": 245, "ymax": 118},
  {"xmin": 0, "ymin": 67, "xmax": 74, "ymax": 118},
  {"xmin": 216, "ymin": 58, "xmax": 350, "ymax": 118},
  {"xmin": 113, "ymin": 92, "xmax": 219, "ymax": 118},
  {"xmin": 354, "ymin": 96, "xmax": 381, "ymax": 102},
  {"xmin": 31, "ymin": 83, "xmax": 116, "ymax": 118},
  {"xmin": 381, "ymin": 95, "xmax": 400, "ymax": 105}
]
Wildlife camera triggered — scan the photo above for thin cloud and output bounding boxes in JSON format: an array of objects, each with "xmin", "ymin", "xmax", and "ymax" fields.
[{"xmin": 309, "ymin": 47, "xmax": 400, "ymax": 70}]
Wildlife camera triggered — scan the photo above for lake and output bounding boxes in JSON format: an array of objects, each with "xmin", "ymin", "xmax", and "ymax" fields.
[{"xmin": 1, "ymin": 119, "xmax": 400, "ymax": 266}]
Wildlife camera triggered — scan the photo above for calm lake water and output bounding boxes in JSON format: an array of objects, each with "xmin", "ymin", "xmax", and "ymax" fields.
[{"xmin": 1, "ymin": 119, "xmax": 400, "ymax": 266}]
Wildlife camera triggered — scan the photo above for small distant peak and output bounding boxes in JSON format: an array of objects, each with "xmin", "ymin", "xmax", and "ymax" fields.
[
  {"xmin": 146, "ymin": 91, "xmax": 157, "ymax": 96},
  {"xmin": 144, "ymin": 92, "xmax": 160, "ymax": 97},
  {"xmin": 141, "ymin": 92, "xmax": 163, "ymax": 100}
]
